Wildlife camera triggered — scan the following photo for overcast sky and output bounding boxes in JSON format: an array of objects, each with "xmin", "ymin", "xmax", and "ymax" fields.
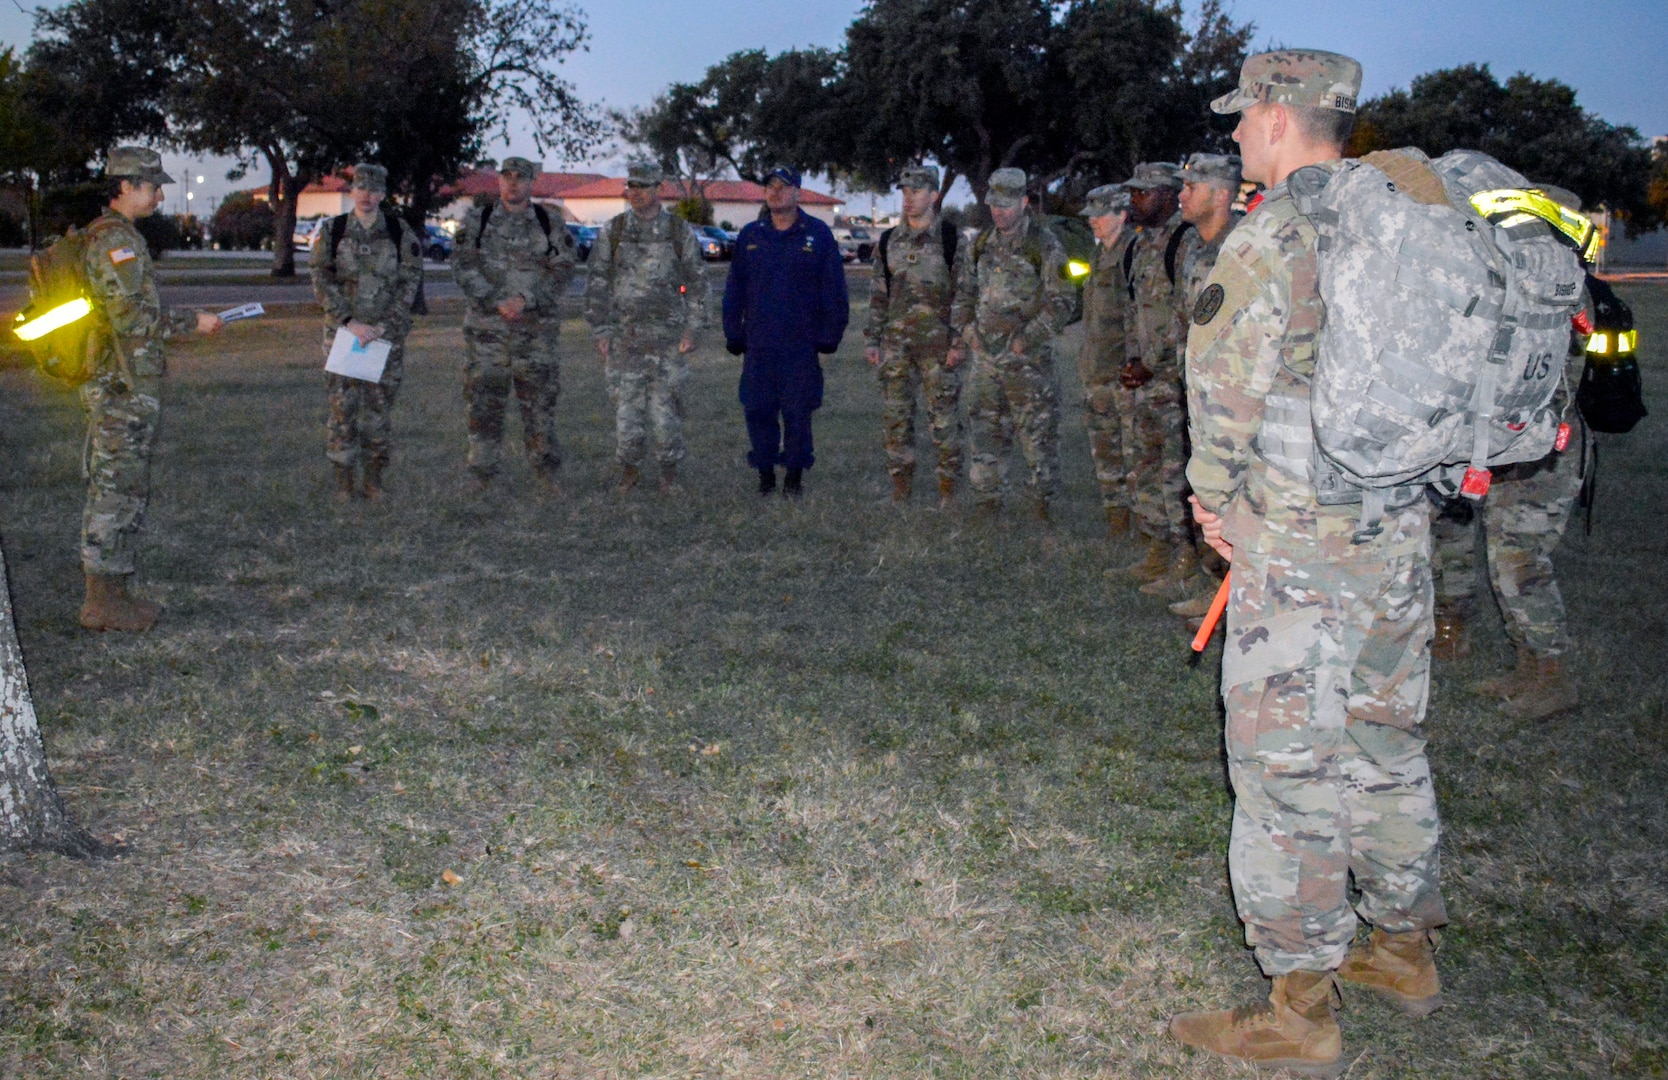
[{"xmin": 4, "ymin": 0, "xmax": 1665, "ymax": 212}]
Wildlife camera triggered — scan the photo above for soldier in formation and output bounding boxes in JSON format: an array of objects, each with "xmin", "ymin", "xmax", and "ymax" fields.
[
  {"xmin": 1166, "ymin": 151, "xmax": 1244, "ymax": 620},
  {"xmin": 1120, "ymin": 162, "xmax": 1203, "ymax": 593},
  {"xmin": 451, "ymin": 157, "xmax": 577, "ymax": 494},
  {"xmin": 76, "ymin": 147, "xmax": 223, "ymax": 631},
  {"xmin": 948, "ymin": 168, "xmax": 1076, "ymax": 520},
  {"xmin": 1075, "ymin": 183, "xmax": 1138, "ymax": 538},
  {"xmin": 1172, "ymin": 50, "xmax": 1448, "ymax": 1075},
  {"xmin": 864, "ymin": 165, "xmax": 963, "ymax": 507},
  {"xmin": 310, "ymin": 163, "xmax": 424, "ymax": 500},
  {"xmin": 585, "ymin": 160, "xmax": 709, "ymax": 494}
]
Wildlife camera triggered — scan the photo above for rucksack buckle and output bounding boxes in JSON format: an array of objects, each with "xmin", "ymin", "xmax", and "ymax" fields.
[{"xmin": 1460, "ymin": 467, "xmax": 1492, "ymax": 500}]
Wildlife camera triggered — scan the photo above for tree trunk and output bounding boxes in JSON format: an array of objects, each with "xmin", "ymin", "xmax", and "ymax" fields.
[
  {"xmin": 266, "ymin": 151, "xmax": 303, "ymax": 278},
  {"xmin": 0, "ymin": 542, "xmax": 104, "ymax": 858}
]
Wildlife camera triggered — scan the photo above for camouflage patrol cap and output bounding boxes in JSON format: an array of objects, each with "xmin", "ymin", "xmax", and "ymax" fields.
[
  {"xmin": 986, "ymin": 168, "xmax": 1028, "ymax": 208},
  {"xmin": 107, "ymin": 146, "xmax": 174, "ymax": 185},
  {"xmin": 898, "ymin": 165, "xmax": 939, "ymax": 191},
  {"xmin": 1211, "ymin": 49, "xmax": 1362, "ymax": 115},
  {"xmin": 500, "ymin": 156, "xmax": 542, "ymax": 180},
  {"xmin": 1124, "ymin": 162, "xmax": 1183, "ymax": 191},
  {"xmin": 351, "ymin": 163, "xmax": 388, "ymax": 193},
  {"xmin": 1079, "ymin": 183, "xmax": 1130, "ymax": 218},
  {"xmin": 626, "ymin": 159, "xmax": 664, "ymax": 187},
  {"xmin": 1181, "ymin": 152, "xmax": 1243, "ymax": 190}
]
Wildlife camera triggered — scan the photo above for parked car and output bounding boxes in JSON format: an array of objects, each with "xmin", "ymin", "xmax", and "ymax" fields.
[
  {"xmin": 423, "ymin": 225, "xmax": 453, "ymax": 262},
  {"xmin": 831, "ymin": 226, "xmax": 876, "ymax": 263},
  {"xmin": 567, "ymin": 223, "xmax": 597, "ymax": 262},
  {"xmin": 292, "ymin": 217, "xmax": 326, "ymax": 250},
  {"xmin": 694, "ymin": 225, "xmax": 733, "ymax": 261}
]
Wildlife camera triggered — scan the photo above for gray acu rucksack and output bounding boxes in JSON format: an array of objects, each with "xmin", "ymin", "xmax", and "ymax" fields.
[{"xmin": 1286, "ymin": 148, "xmax": 1588, "ymax": 535}]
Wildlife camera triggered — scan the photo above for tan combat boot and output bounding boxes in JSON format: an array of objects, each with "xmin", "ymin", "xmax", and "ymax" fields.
[
  {"xmin": 1430, "ymin": 601, "xmax": 1472, "ymax": 662},
  {"xmin": 1170, "ymin": 970, "xmax": 1343, "ymax": 1078},
  {"xmin": 1105, "ymin": 505, "xmax": 1133, "ymax": 538},
  {"xmin": 889, "ymin": 468, "xmax": 913, "ymax": 503},
  {"xmin": 334, "ymin": 464, "xmax": 356, "ymax": 502},
  {"xmin": 1500, "ymin": 654, "xmax": 1579, "ymax": 720},
  {"xmin": 1139, "ymin": 544, "xmax": 1200, "ymax": 596},
  {"xmin": 657, "ymin": 463, "xmax": 681, "ymax": 496},
  {"xmin": 936, "ymin": 475, "xmax": 955, "ymax": 509},
  {"xmin": 1123, "ymin": 538, "xmax": 1170, "ymax": 583},
  {"xmin": 1337, "ymin": 928, "xmax": 1442, "ymax": 1017},
  {"xmin": 1169, "ymin": 575, "xmax": 1223, "ymax": 618},
  {"xmin": 1470, "ymin": 643, "xmax": 1529, "ymax": 698},
  {"xmin": 618, "ymin": 463, "xmax": 641, "ymax": 493},
  {"xmin": 80, "ymin": 573, "xmax": 161, "ymax": 633},
  {"xmin": 361, "ymin": 460, "xmax": 384, "ymax": 500}
]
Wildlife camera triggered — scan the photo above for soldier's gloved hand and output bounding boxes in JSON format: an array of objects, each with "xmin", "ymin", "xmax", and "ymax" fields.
[
  {"xmin": 1120, "ymin": 358, "xmax": 1153, "ymax": 389},
  {"xmin": 726, "ymin": 339, "xmax": 746, "ymax": 356}
]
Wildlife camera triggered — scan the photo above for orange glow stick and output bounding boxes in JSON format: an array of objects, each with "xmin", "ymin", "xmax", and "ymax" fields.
[{"xmin": 1190, "ymin": 573, "xmax": 1231, "ymax": 653}]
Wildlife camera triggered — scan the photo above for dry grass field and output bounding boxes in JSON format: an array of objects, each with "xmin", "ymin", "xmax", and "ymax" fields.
[{"xmin": 1, "ymin": 277, "xmax": 1664, "ymax": 1078}]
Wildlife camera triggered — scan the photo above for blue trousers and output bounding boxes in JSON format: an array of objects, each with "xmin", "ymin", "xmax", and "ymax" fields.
[{"xmin": 740, "ymin": 349, "xmax": 822, "ymax": 471}]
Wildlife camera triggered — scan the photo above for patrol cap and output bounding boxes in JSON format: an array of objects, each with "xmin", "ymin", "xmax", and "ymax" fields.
[
  {"xmin": 1079, "ymin": 183, "xmax": 1131, "ymax": 218},
  {"xmin": 107, "ymin": 146, "xmax": 174, "ymax": 185},
  {"xmin": 986, "ymin": 168, "xmax": 1028, "ymax": 208},
  {"xmin": 899, "ymin": 165, "xmax": 940, "ymax": 191},
  {"xmin": 1124, "ymin": 162, "xmax": 1183, "ymax": 191},
  {"xmin": 500, "ymin": 156, "xmax": 542, "ymax": 180},
  {"xmin": 351, "ymin": 163, "xmax": 388, "ymax": 193},
  {"xmin": 1211, "ymin": 49, "xmax": 1362, "ymax": 115},
  {"xmin": 1181, "ymin": 152, "xmax": 1243, "ymax": 190},
  {"xmin": 625, "ymin": 159, "xmax": 664, "ymax": 187},
  {"xmin": 765, "ymin": 165, "xmax": 802, "ymax": 188}
]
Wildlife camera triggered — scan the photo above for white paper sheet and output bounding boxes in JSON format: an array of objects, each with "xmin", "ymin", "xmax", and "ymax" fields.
[
  {"xmin": 216, "ymin": 302, "xmax": 265, "ymax": 323},
  {"xmin": 324, "ymin": 326, "xmax": 391, "ymax": 382}
]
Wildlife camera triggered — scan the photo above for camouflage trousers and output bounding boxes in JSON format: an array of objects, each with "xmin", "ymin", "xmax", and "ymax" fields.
[
  {"xmin": 965, "ymin": 346, "xmax": 1060, "ymax": 506},
  {"xmin": 1222, "ymin": 523, "xmax": 1447, "ymax": 975},
  {"xmin": 877, "ymin": 345, "xmax": 963, "ymax": 481},
  {"xmin": 79, "ymin": 372, "xmax": 161, "ymax": 576},
  {"xmin": 324, "ymin": 331, "xmax": 406, "ymax": 468},
  {"xmin": 1079, "ymin": 368, "xmax": 1136, "ymax": 512},
  {"xmin": 463, "ymin": 327, "xmax": 561, "ymax": 478},
  {"xmin": 1432, "ymin": 444, "xmax": 1580, "ymax": 656},
  {"xmin": 605, "ymin": 346, "xmax": 688, "ymax": 467},
  {"xmin": 1131, "ymin": 374, "xmax": 1189, "ymax": 544}
]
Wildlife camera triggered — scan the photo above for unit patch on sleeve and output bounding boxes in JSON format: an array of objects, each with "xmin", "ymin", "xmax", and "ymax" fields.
[{"xmin": 1193, "ymin": 283, "xmax": 1225, "ymax": 325}]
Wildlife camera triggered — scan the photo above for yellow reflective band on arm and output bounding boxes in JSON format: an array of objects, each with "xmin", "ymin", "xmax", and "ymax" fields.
[
  {"xmin": 1064, "ymin": 258, "xmax": 1092, "ymax": 281},
  {"xmin": 1586, "ymin": 329, "xmax": 1640, "ymax": 357},
  {"xmin": 12, "ymin": 296, "xmax": 92, "ymax": 342},
  {"xmin": 1469, "ymin": 188, "xmax": 1600, "ymax": 263},
  {"xmin": 1586, "ymin": 332, "xmax": 1610, "ymax": 355},
  {"xmin": 1620, "ymin": 329, "xmax": 1638, "ymax": 353}
]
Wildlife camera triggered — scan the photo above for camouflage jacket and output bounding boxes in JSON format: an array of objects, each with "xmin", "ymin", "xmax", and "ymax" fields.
[
  {"xmin": 82, "ymin": 211, "xmax": 197, "ymax": 379},
  {"xmin": 454, "ymin": 200, "xmax": 578, "ymax": 332},
  {"xmin": 1184, "ymin": 177, "xmax": 1426, "ymax": 558},
  {"xmin": 864, "ymin": 215, "xmax": 955, "ymax": 355},
  {"xmin": 1079, "ymin": 232, "xmax": 1135, "ymax": 386},
  {"xmin": 949, "ymin": 214, "xmax": 1074, "ymax": 358},
  {"xmin": 309, "ymin": 212, "xmax": 423, "ymax": 338},
  {"xmin": 1173, "ymin": 214, "xmax": 1242, "ymax": 356},
  {"xmin": 1126, "ymin": 211, "xmax": 1201, "ymax": 379},
  {"xmin": 584, "ymin": 208, "xmax": 707, "ymax": 344}
]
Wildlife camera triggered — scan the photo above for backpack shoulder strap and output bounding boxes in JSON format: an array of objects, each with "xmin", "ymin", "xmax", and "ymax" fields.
[
  {"xmin": 474, "ymin": 201, "xmax": 494, "ymax": 248},
  {"xmin": 1122, "ymin": 232, "xmax": 1138, "ymax": 300},
  {"xmin": 940, "ymin": 220, "xmax": 958, "ymax": 270},
  {"xmin": 1164, "ymin": 221, "xmax": 1194, "ymax": 286},
  {"xmin": 609, "ymin": 213, "xmax": 626, "ymax": 260},
  {"xmin": 383, "ymin": 210, "xmax": 406, "ymax": 261},
  {"xmin": 329, "ymin": 213, "xmax": 349, "ymax": 260},
  {"xmin": 878, "ymin": 226, "xmax": 895, "ymax": 294},
  {"xmin": 671, "ymin": 216, "xmax": 686, "ymax": 260},
  {"xmin": 532, "ymin": 204, "xmax": 551, "ymax": 237},
  {"xmin": 972, "ymin": 226, "xmax": 993, "ymax": 269}
]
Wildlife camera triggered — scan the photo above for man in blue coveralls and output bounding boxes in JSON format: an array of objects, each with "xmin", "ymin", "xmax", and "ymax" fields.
[{"xmin": 722, "ymin": 166, "xmax": 849, "ymax": 498}]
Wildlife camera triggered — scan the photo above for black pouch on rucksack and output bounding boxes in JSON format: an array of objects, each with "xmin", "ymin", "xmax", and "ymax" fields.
[{"xmin": 1576, "ymin": 274, "xmax": 1647, "ymax": 434}]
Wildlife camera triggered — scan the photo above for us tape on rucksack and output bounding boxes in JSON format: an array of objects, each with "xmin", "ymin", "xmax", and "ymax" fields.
[{"xmin": 1286, "ymin": 147, "xmax": 1586, "ymax": 538}]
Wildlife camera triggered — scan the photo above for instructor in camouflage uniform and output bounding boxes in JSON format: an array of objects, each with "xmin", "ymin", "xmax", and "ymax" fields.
[
  {"xmin": 1172, "ymin": 51, "xmax": 1447, "ymax": 1075},
  {"xmin": 1121, "ymin": 162, "xmax": 1203, "ymax": 593},
  {"xmin": 948, "ymin": 168, "xmax": 1075, "ymax": 520},
  {"xmin": 453, "ymin": 157, "xmax": 578, "ymax": 493},
  {"xmin": 864, "ymin": 165, "xmax": 962, "ymax": 507},
  {"xmin": 1076, "ymin": 183, "xmax": 1137, "ymax": 537},
  {"xmin": 77, "ymin": 147, "xmax": 223, "ymax": 632},
  {"xmin": 310, "ymin": 163, "xmax": 423, "ymax": 500},
  {"xmin": 585, "ymin": 160, "xmax": 708, "ymax": 494}
]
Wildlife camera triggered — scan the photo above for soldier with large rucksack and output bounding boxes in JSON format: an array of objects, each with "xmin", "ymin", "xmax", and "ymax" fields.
[{"xmin": 13, "ymin": 147, "xmax": 225, "ymax": 632}]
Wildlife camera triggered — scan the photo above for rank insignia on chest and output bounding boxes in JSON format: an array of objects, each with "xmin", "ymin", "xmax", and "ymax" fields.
[
  {"xmin": 109, "ymin": 247, "xmax": 138, "ymax": 265},
  {"xmin": 1193, "ymin": 283, "xmax": 1225, "ymax": 325},
  {"xmin": 802, "ymin": 238, "xmax": 816, "ymax": 253},
  {"xmin": 358, "ymin": 243, "xmax": 373, "ymax": 256}
]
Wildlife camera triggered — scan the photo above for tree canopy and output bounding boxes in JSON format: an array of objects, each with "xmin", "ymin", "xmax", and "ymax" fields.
[{"xmin": 1350, "ymin": 63, "xmax": 1660, "ymax": 232}]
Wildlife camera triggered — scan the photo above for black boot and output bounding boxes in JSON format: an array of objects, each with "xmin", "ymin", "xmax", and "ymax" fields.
[
  {"xmin": 757, "ymin": 467, "xmax": 777, "ymax": 495},
  {"xmin": 783, "ymin": 469, "xmax": 803, "ymax": 500}
]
